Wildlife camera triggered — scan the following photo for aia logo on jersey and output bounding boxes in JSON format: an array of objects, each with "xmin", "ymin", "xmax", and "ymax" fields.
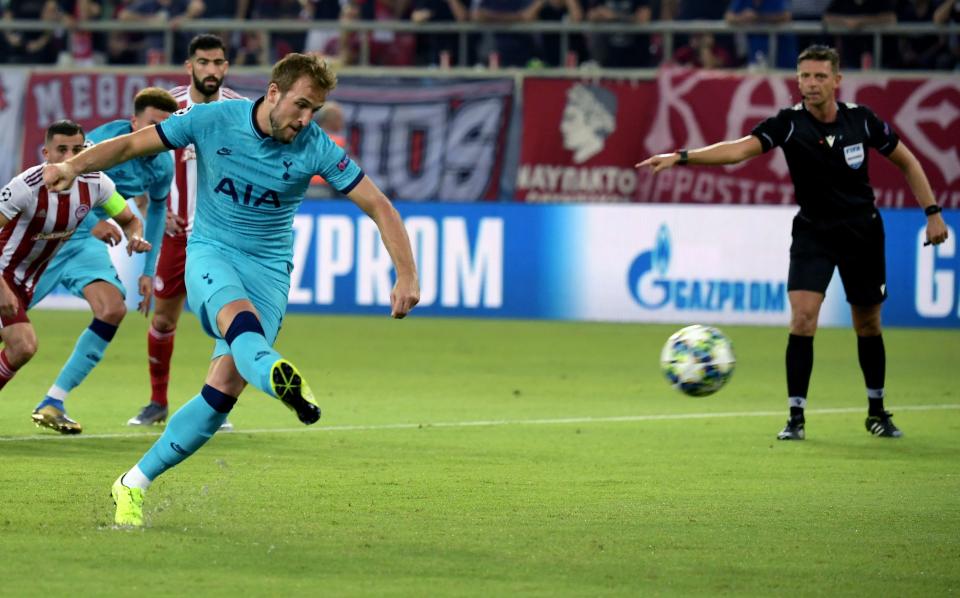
[
  {"xmin": 214, "ymin": 177, "xmax": 281, "ymax": 208},
  {"xmin": 75, "ymin": 204, "xmax": 90, "ymax": 220},
  {"xmin": 844, "ymin": 143, "xmax": 865, "ymax": 169},
  {"xmin": 337, "ymin": 156, "xmax": 350, "ymax": 171}
]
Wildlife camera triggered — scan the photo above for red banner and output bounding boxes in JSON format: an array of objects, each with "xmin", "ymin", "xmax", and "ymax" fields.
[
  {"xmin": 518, "ymin": 70, "xmax": 960, "ymax": 208},
  {"xmin": 20, "ymin": 72, "xmax": 189, "ymax": 171}
]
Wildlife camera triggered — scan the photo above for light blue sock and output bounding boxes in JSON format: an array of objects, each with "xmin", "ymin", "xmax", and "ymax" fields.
[
  {"xmin": 53, "ymin": 319, "xmax": 118, "ymax": 396},
  {"xmin": 230, "ymin": 332, "xmax": 282, "ymax": 396},
  {"xmin": 223, "ymin": 312, "xmax": 281, "ymax": 397},
  {"xmin": 136, "ymin": 386, "xmax": 236, "ymax": 481},
  {"xmin": 35, "ymin": 397, "xmax": 65, "ymax": 412}
]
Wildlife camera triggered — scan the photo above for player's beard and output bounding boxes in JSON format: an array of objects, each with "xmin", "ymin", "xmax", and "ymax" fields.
[
  {"xmin": 268, "ymin": 108, "xmax": 299, "ymax": 144},
  {"xmin": 193, "ymin": 73, "xmax": 223, "ymax": 98}
]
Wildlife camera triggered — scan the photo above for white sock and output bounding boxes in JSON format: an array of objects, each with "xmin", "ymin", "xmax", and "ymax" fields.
[
  {"xmin": 789, "ymin": 396, "xmax": 807, "ymax": 409},
  {"xmin": 46, "ymin": 385, "xmax": 68, "ymax": 401},
  {"xmin": 122, "ymin": 465, "xmax": 152, "ymax": 491}
]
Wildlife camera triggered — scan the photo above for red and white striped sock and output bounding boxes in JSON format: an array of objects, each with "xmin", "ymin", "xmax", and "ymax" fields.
[{"xmin": 0, "ymin": 349, "xmax": 18, "ymax": 391}]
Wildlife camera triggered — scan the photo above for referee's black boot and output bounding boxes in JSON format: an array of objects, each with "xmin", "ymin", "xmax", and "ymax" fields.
[
  {"xmin": 865, "ymin": 411, "xmax": 902, "ymax": 438},
  {"xmin": 777, "ymin": 416, "xmax": 805, "ymax": 440}
]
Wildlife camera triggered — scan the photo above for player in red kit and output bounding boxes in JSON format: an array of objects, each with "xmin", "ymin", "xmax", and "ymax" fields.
[{"xmin": 0, "ymin": 120, "xmax": 150, "ymax": 431}]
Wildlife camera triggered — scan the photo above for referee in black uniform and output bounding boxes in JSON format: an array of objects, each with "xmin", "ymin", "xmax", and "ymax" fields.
[{"xmin": 637, "ymin": 45, "xmax": 949, "ymax": 440}]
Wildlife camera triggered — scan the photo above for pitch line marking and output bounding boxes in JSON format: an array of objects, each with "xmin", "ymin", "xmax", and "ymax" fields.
[{"xmin": 0, "ymin": 403, "xmax": 958, "ymax": 443}]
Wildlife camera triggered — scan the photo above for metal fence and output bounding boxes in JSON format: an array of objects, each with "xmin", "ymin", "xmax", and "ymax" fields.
[{"xmin": 1, "ymin": 19, "xmax": 959, "ymax": 69}]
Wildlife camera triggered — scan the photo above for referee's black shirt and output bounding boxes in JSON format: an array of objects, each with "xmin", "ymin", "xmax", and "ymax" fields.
[{"xmin": 751, "ymin": 102, "xmax": 900, "ymax": 222}]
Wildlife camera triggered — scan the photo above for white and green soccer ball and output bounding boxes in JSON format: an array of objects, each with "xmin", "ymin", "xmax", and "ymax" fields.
[{"xmin": 660, "ymin": 325, "xmax": 735, "ymax": 397}]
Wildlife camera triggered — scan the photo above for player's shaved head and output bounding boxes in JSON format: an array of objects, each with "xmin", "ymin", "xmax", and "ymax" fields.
[{"xmin": 270, "ymin": 53, "xmax": 337, "ymax": 96}]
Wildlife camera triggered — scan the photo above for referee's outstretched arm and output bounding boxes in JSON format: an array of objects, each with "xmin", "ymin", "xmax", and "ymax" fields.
[
  {"xmin": 884, "ymin": 142, "xmax": 949, "ymax": 245},
  {"xmin": 635, "ymin": 136, "xmax": 763, "ymax": 173}
]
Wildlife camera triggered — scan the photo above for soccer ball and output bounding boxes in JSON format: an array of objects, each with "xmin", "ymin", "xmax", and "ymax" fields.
[{"xmin": 660, "ymin": 325, "xmax": 735, "ymax": 397}]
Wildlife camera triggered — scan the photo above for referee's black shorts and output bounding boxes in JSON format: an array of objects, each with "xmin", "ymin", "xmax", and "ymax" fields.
[{"xmin": 788, "ymin": 209, "xmax": 887, "ymax": 306}]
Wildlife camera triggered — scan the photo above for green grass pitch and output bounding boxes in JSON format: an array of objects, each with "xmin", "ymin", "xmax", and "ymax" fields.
[{"xmin": 0, "ymin": 310, "xmax": 958, "ymax": 596}]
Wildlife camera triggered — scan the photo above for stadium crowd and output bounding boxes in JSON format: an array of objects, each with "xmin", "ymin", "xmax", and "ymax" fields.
[{"xmin": 2, "ymin": 0, "xmax": 959, "ymax": 69}]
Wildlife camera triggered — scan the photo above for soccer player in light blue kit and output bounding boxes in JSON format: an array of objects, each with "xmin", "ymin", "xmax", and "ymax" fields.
[
  {"xmin": 28, "ymin": 88, "xmax": 178, "ymax": 434},
  {"xmin": 44, "ymin": 54, "xmax": 420, "ymax": 527}
]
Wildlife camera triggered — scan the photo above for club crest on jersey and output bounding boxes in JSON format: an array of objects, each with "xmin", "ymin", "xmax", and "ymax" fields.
[
  {"xmin": 75, "ymin": 204, "xmax": 90, "ymax": 220},
  {"xmin": 844, "ymin": 143, "xmax": 864, "ymax": 169}
]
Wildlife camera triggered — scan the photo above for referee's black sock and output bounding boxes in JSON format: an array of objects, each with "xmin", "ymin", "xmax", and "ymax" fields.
[
  {"xmin": 786, "ymin": 334, "xmax": 814, "ymax": 421},
  {"xmin": 858, "ymin": 334, "xmax": 886, "ymax": 416}
]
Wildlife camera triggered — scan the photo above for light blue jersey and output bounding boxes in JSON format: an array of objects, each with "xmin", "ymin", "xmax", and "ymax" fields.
[
  {"xmin": 74, "ymin": 120, "xmax": 174, "ymax": 242},
  {"xmin": 155, "ymin": 98, "xmax": 363, "ymax": 265}
]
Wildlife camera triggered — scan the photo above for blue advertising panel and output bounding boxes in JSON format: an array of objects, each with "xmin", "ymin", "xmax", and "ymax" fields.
[{"xmin": 37, "ymin": 200, "xmax": 957, "ymax": 329}]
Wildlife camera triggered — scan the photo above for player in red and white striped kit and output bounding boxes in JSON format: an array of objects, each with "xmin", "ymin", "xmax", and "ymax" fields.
[
  {"xmin": 129, "ymin": 34, "xmax": 245, "ymax": 427},
  {"xmin": 0, "ymin": 120, "xmax": 151, "ymax": 432}
]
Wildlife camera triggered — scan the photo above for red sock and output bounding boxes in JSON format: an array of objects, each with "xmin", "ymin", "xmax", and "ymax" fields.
[
  {"xmin": 147, "ymin": 326, "xmax": 176, "ymax": 407},
  {"xmin": 0, "ymin": 349, "xmax": 18, "ymax": 391}
]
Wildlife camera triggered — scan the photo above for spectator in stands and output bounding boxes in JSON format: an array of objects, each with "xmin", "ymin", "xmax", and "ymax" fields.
[
  {"xmin": 118, "ymin": 0, "xmax": 205, "ymax": 63},
  {"xmin": 585, "ymin": 0, "xmax": 650, "ymax": 68},
  {"xmin": 411, "ymin": 0, "xmax": 469, "ymax": 66},
  {"xmin": 672, "ymin": 31, "xmax": 733, "ymax": 68},
  {"xmin": 472, "ymin": 0, "xmax": 543, "ymax": 67},
  {"xmin": 823, "ymin": 0, "xmax": 896, "ymax": 69},
  {"xmin": 57, "ymin": 0, "xmax": 102, "ymax": 66},
  {"xmin": 531, "ymin": 0, "xmax": 584, "ymax": 67},
  {"xmin": 2, "ymin": 0, "xmax": 62, "ymax": 64},
  {"xmin": 674, "ymin": 0, "xmax": 736, "ymax": 63},
  {"xmin": 232, "ymin": 30, "xmax": 268, "ymax": 65},
  {"xmin": 888, "ymin": 0, "xmax": 944, "ymax": 69},
  {"xmin": 197, "ymin": 0, "xmax": 250, "ymax": 59},
  {"xmin": 339, "ymin": 0, "xmax": 416, "ymax": 66},
  {"xmin": 303, "ymin": 0, "xmax": 344, "ymax": 59},
  {"xmin": 251, "ymin": 0, "xmax": 307, "ymax": 61},
  {"xmin": 934, "ymin": 0, "xmax": 960, "ymax": 69},
  {"xmin": 792, "ymin": 0, "xmax": 833, "ymax": 50},
  {"xmin": 725, "ymin": 0, "xmax": 795, "ymax": 69}
]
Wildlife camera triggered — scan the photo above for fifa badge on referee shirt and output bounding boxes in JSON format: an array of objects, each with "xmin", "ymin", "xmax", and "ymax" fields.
[{"xmin": 843, "ymin": 143, "xmax": 864, "ymax": 169}]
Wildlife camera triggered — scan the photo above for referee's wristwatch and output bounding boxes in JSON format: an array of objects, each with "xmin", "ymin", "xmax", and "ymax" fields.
[
  {"xmin": 676, "ymin": 149, "xmax": 689, "ymax": 166},
  {"xmin": 925, "ymin": 204, "xmax": 942, "ymax": 216}
]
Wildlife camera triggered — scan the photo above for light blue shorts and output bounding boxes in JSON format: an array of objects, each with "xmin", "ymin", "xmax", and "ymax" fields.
[
  {"xmin": 30, "ymin": 236, "xmax": 125, "ymax": 308},
  {"xmin": 184, "ymin": 238, "xmax": 289, "ymax": 359}
]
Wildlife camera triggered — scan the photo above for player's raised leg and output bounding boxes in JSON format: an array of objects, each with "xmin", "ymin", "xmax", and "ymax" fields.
[
  {"xmin": 186, "ymin": 242, "xmax": 320, "ymax": 423},
  {"xmin": 216, "ymin": 300, "xmax": 320, "ymax": 424}
]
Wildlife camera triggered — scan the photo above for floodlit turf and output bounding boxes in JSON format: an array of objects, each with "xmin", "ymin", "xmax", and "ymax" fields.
[{"xmin": 0, "ymin": 310, "xmax": 958, "ymax": 596}]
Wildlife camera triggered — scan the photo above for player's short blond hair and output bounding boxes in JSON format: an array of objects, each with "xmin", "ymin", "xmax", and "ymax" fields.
[
  {"xmin": 270, "ymin": 53, "xmax": 337, "ymax": 95},
  {"xmin": 134, "ymin": 87, "xmax": 179, "ymax": 115}
]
